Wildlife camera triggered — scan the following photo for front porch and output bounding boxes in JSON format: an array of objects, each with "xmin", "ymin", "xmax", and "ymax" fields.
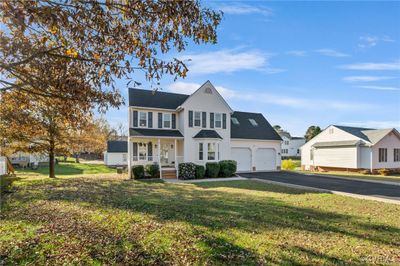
[{"xmin": 128, "ymin": 137, "xmax": 184, "ymax": 178}]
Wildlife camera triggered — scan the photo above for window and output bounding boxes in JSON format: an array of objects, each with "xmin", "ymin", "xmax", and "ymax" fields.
[
  {"xmin": 198, "ymin": 143, "xmax": 203, "ymax": 160},
  {"xmin": 163, "ymin": 113, "xmax": 171, "ymax": 128},
  {"xmin": 138, "ymin": 143, "xmax": 147, "ymax": 160},
  {"xmin": 297, "ymin": 149, "xmax": 300, "ymax": 154},
  {"xmin": 329, "ymin": 128, "xmax": 334, "ymax": 134},
  {"xmin": 194, "ymin": 111, "xmax": 201, "ymax": 127},
  {"xmin": 394, "ymin": 149, "xmax": 400, "ymax": 162},
  {"xmin": 249, "ymin": 119, "xmax": 258, "ymax": 126},
  {"xmin": 284, "ymin": 140, "xmax": 289, "ymax": 145},
  {"xmin": 378, "ymin": 148, "xmax": 387, "ymax": 162},
  {"xmin": 205, "ymin": 87, "xmax": 212, "ymax": 94},
  {"xmin": 208, "ymin": 143, "xmax": 216, "ymax": 160},
  {"xmin": 215, "ymin": 113, "xmax": 222, "ymax": 128},
  {"xmin": 139, "ymin": 112, "xmax": 147, "ymax": 127},
  {"xmin": 231, "ymin": 117, "xmax": 239, "ymax": 125}
]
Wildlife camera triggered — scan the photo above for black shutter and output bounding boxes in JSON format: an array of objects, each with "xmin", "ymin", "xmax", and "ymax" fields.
[
  {"xmin": 210, "ymin": 112, "xmax": 214, "ymax": 128},
  {"xmin": 222, "ymin": 113, "xmax": 227, "ymax": 129},
  {"xmin": 148, "ymin": 142, "xmax": 152, "ymax": 161},
  {"xmin": 188, "ymin": 110, "xmax": 193, "ymax": 127},
  {"xmin": 158, "ymin": 113, "xmax": 162, "ymax": 128},
  {"xmin": 202, "ymin": 112, "xmax": 206, "ymax": 128},
  {"xmin": 133, "ymin": 111, "xmax": 138, "ymax": 127},
  {"xmin": 132, "ymin": 143, "xmax": 138, "ymax": 161},
  {"xmin": 172, "ymin": 114, "xmax": 176, "ymax": 129},
  {"xmin": 148, "ymin": 112, "xmax": 153, "ymax": 128}
]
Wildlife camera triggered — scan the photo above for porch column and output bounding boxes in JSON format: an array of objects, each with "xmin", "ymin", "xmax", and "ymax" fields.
[
  {"xmin": 158, "ymin": 138, "xmax": 161, "ymax": 178},
  {"xmin": 128, "ymin": 108, "xmax": 132, "ymax": 179},
  {"xmin": 174, "ymin": 139, "xmax": 178, "ymax": 177}
]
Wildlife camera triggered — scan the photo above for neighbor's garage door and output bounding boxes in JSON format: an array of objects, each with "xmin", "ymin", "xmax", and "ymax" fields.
[
  {"xmin": 231, "ymin": 147, "xmax": 252, "ymax": 172},
  {"xmin": 255, "ymin": 148, "xmax": 276, "ymax": 171}
]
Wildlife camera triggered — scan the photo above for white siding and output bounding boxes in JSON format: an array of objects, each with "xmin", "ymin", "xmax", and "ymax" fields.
[
  {"xmin": 231, "ymin": 139, "xmax": 281, "ymax": 171},
  {"xmin": 0, "ymin": 157, "xmax": 6, "ymax": 175},
  {"xmin": 181, "ymin": 82, "xmax": 232, "ymax": 163},
  {"xmin": 313, "ymin": 147, "xmax": 357, "ymax": 168},
  {"xmin": 104, "ymin": 152, "xmax": 127, "ymax": 166},
  {"xmin": 359, "ymin": 146, "xmax": 372, "ymax": 169},
  {"xmin": 301, "ymin": 125, "xmax": 361, "ymax": 169},
  {"xmin": 372, "ymin": 132, "xmax": 400, "ymax": 169}
]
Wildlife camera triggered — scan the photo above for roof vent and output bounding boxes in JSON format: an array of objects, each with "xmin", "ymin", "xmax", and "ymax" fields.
[{"xmin": 204, "ymin": 87, "xmax": 212, "ymax": 94}]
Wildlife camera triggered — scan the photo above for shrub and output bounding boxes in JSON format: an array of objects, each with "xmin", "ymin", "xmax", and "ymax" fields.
[
  {"xmin": 179, "ymin": 162, "xmax": 196, "ymax": 180},
  {"xmin": 282, "ymin": 159, "xmax": 296, "ymax": 171},
  {"xmin": 132, "ymin": 165, "xmax": 145, "ymax": 179},
  {"xmin": 378, "ymin": 168, "xmax": 390, "ymax": 176},
  {"xmin": 360, "ymin": 169, "xmax": 371, "ymax": 175},
  {"xmin": 145, "ymin": 164, "xmax": 160, "ymax": 178},
  {"xmin": 206, "ymin": 162, "xmax": 220, "ymax": 178},
  {"xmin": 219, "ymin": 160, "xmax": 237, "ymax": 177},
  {"xmin": 195, "ymin": 165, "xmax": 205, "ymax": 179}
]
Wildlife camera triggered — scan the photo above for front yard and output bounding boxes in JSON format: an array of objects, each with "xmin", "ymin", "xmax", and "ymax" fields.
[{"xmin": 1, "ymin": 174, "xmax": 399, "ymax": 265}]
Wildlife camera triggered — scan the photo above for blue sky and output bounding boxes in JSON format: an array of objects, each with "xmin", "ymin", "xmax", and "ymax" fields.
[{"xmin": 106, "ymin": 1, "xmax": 400, "ymax": 136}]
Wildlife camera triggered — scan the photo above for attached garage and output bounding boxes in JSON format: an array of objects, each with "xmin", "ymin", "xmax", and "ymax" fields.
[
  {"xmin": 230, "ymin": 111, "xmax": 282, "ymax": 173},
  {"xmin": 231, "ymin": 147, "xmax": 252, "ymax": 172},
  {"xmin": 255, "ymin": 148, "xmax": 276, "ymax": 171}
]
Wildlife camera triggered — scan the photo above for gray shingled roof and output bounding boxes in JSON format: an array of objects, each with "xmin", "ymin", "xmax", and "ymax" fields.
[
  {"xmin": 129, "ymin": 88, "xmax": 189, "ymax": 109},
  {"xmin": 334, "ymin": 125, "xmax": 395, "ymax": 144},
  {"xmin": 193, "ymin": 130, "xmax": 222, "ymax": 139},
  {"xmin": 231, "ymin": 111, "xmax": 282, "ymax": 141},
  {"xmin": 129, "ymin": 128, "xmax": 183, "ymax": 138},
  {"xmin": 107, "ymin": 141, "xmax": 127, "ymax": 153},
  {"xmin": 313, "ymin": 140, "xmax": 360, "ymax": 148}
]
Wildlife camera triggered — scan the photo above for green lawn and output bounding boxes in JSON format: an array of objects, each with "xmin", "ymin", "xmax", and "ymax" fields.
[
  {"xmin": 295, "ymin": 170, "xmax": 400, "ymax": 183},
  {"xmin": 1, "ymin": 175, "xmax": 399, "ymax": 265},
  {"xmin": 15, "ymin": 161, "xmax": 116, "ymax": 178}
]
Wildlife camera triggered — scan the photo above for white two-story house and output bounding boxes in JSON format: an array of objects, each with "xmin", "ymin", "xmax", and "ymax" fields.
[
  {"xmin": 127, "ymin": 81, "xmax": 282, "ymax": 178},
  {"xmin": 279, "ymin": 131, "xmax": 305, "ymax": 158}
]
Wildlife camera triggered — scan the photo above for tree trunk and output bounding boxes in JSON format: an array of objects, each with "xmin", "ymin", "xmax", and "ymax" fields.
[
  {"xmin": 49, "ymin": 140, "xmax": 55, "ymax": 178},
  {"xmin": 75, "ymin": 153, "xmax": 80, "ymax": 163}
]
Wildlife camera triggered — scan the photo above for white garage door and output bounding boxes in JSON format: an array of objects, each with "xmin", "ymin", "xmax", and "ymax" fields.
[
  {"xmin": 255, "ymin": 148, "xmax": 276, "ymax": 171},
  {"xmin": 231, "ymin": 148, "xmax": 252, "ymax": 172}
]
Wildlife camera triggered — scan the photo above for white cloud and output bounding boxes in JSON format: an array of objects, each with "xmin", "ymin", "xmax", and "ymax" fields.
[
  {"xmin": 315, "ymin": 48, "xmax": 350, "ymax": 57},
  {"xmin": 167, "ymin": 81, "xmax": 376, "ymax": 111},
  {"xmin": 343, "ymin": 76, "xmax": 395, "ymax": 82},
  {"xmin": 286, "ymin": 50, "xmax": 307, "ymax": 57},
  {"xmin": 358, "ymin": 35, "xmax": 395, "ymax": 48},
  {"xmin": 179, "ymin": 49, "xmax": 283, "ymax": 75},
  {"xmin": 341, "ymin": 121, "xmax": 400, "ymax": 129},
  {"xmin": 340, "ymin": 61, "xmax": 400, "ymax": 70},
  {"xmin": 218, "ymin": 4, "xmax": 273, "ymax": 16},
  {"xmin": 356, "ymin": 85, "xmax": 400, "ymax": 91}
]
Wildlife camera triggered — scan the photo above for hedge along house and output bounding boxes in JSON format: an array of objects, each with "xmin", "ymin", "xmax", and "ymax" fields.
[{"xmin": 128, "ymin": 81, "xmax": 282, "ymax": 178}]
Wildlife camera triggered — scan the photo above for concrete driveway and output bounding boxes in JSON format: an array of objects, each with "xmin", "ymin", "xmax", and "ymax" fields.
[{"xmin": 240, "ymin": 171, "xmax": 400, "ymax": 202}]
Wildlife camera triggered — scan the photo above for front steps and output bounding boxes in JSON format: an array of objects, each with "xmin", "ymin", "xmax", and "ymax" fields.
[{"xmin": 161, "ymin": 167, "xmax": 177, "ymax": 179}]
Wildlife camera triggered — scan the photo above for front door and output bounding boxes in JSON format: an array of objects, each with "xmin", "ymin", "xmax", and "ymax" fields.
[{"xmin": 160, "ymin": 144, "xmax": 169, "ymax": 164}]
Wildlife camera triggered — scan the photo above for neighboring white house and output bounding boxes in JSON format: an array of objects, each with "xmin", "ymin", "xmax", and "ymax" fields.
[
  {"xmin": 10, "ymin": 152, "xmax": 48, "ymax": 167},
  {"xmin": 301, "ymin": 125, "xmax": 400, "ymax": 171},
  {"xmin": 279, "ymin": 131, "xmax": 305, "ymax": 158},
  {"xmin": 127, "ymin": 81, "xmax": 282, "ymax": 178},
  {"xmin": 104, "ymin": 140, "xmax": 128, "ymax": 166}
]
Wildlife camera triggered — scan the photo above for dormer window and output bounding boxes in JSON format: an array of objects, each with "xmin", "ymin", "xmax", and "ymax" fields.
[
  {"xmin": 139, "ymin": 112, "xmax": 147, "ymax": 127},
  {"xmin": 231, "ymin": 117, "xmax": 239, "ymax": 125},
  {"xmin": 249, "ymin": 119, "xmax": 258, "ymax": 127}
]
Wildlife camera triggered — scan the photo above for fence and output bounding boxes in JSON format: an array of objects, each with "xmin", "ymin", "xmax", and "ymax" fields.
[{"xmin": 0, "ymin": 156, "xmax": 7, "ymax": 175}]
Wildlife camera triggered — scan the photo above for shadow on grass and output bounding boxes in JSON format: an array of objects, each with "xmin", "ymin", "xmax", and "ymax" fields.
[{"xmin": 2, "ymin": 178, "xmax": 399, "ymax": 264}]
